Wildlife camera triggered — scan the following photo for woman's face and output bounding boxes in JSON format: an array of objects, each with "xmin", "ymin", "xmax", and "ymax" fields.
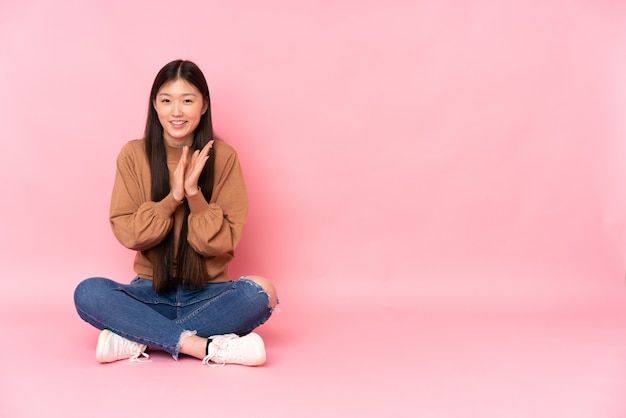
[{"xmin": 154, "ymin": 78, "xmax": 208, "ymax": 148}]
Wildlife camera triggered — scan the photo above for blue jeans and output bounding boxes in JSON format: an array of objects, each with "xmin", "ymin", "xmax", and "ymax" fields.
[{"xmin": 74, "ymin": 277, "xmax": 276, "ymax": 358}]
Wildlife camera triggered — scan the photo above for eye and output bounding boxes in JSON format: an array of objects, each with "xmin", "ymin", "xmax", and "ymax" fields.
[
  {"xmin": 184, "ymin": 99, "xmax": 193, "ymax": 104},
  {"xmin": 160, "ymin": 98, "xmax": 170, "ymax": 103}
]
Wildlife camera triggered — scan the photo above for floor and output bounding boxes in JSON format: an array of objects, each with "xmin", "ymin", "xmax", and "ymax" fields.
[{"xmin": 1, "ymin": 282, "xmax": 624, "ymax": 418}]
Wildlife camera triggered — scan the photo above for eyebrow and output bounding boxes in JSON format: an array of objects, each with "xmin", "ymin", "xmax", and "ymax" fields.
[{"xmin": 157, "ymin": 92, "xmax": 198, "ymax": 97}]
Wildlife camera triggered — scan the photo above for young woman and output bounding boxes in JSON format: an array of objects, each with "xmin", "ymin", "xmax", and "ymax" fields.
[{"xmin": 74, "ymin": 60, "xmax": 278, "ymax": 366}]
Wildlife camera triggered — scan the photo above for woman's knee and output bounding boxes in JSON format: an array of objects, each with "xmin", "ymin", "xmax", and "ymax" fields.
[
  {"xmin": 244, "ymin": 275, "xmax": 278, "ymax": 308},
  {"xmin": 74, "ymin": 277, "xmax": 115, "ymax": 310}
]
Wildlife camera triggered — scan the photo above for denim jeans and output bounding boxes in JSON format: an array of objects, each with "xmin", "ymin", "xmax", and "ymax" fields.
[{"xmin": 74, "ymin": 276, "xmax": 275, "ymax": 358}]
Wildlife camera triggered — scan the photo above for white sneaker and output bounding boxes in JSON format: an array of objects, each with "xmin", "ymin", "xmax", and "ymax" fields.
[
  {"xmin": 96, "ymin": 330, "xmax": 149, "ymax": 363},
  {"xmin": 202, "ymin": 332, "xmax": 266, "ymax": 367}
]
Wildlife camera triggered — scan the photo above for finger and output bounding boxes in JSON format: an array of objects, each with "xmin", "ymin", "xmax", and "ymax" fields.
[
  {"xmin": 175, "ymin": 156, "xmax": 186, "ymax": 175},
  {"xmin": 200, "ymin": 140, "xmax": 214, "ymax": 157},
  {"xmin": 180, "ymin": 146, "xmax": 190, "ymax": 168},
  {"xmin": 186, "ymin": 156, "xmax": 209, "ymax": 186}
]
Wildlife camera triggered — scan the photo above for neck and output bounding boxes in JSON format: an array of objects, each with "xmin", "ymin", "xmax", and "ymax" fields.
[{"xmin": 163, "ymin": 134, "xmax": 193, "ymax": 148}]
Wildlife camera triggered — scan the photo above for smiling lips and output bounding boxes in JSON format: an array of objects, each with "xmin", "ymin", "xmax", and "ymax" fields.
[{"xmin": 171, "ymin": 120, "xmax": 187, "ymax": 128}]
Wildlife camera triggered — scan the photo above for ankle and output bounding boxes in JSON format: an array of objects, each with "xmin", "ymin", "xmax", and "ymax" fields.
[{"xmin": 179, "ymin": 333, "xmax": 209, "ymax": 360}]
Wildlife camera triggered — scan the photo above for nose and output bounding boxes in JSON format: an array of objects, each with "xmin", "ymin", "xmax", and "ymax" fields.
[{"xmin": 172, "ymin": 102, "xmax": 183, "ymax": 116}]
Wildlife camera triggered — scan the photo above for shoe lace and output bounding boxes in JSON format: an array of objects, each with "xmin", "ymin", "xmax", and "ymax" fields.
[
  {"xmin": 116, "ymin": 337, "xmax": 150, "ymax": 363},
  {"xmin": 202, "ymin": 334, "xmax": 238, "ymax": 367},
  {"xmin": 129, "ymin": 350, "xmax": 150, "ymax": 363}
]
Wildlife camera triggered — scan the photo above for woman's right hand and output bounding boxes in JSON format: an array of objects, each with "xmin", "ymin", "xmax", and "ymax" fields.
[{"xmin": 171, "ymin": 145, "xmax": 189, "ymax": 202}]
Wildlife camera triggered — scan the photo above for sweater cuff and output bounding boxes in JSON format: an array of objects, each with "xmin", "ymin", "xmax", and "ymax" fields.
[
  {"xmin": 186, "ymin": 191, "xmax": 212, "ymax": 214},
  {"xmin": 154, "ymin": 194, "xmax": 181, "ymax": 218}
]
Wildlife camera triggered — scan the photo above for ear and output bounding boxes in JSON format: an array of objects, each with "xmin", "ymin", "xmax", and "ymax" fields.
[{"xmin": 202, "ymin": 100, "xmax": 209, "ymax": 115}]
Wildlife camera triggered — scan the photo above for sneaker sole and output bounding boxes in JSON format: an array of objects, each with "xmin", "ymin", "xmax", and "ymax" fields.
[
  {"xmin": 95, "ymin": 329, "xmax": 112, "ymax": 363},
  {"xmin": 245, "ymin": 332, "xmax": 267, "ymax": 366}
]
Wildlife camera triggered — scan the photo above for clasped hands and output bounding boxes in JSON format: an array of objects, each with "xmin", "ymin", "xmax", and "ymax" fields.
[{"xmin": 171, "ymin": 140, "xmax": 214, "ymax": 202}]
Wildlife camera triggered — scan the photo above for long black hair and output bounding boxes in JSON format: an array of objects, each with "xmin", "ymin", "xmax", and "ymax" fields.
[{"xmin": 144, "ymin": 59, "xmax": 215, "ymax": 294}]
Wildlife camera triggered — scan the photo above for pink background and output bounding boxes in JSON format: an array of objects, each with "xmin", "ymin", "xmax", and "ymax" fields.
[{"xmin": 1, "ymin": 1, "xmax": 626, "ymax": 417}]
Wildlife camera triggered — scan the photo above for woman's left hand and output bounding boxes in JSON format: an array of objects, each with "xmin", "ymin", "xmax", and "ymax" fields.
[{"xmin": 184, "ymin": 140, "xmax": 213, "ymax": 197}]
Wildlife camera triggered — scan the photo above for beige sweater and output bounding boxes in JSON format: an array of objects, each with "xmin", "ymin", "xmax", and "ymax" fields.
[{"xmin": 109, "ymin": 139, "xmax": 248, "ymax": 283}]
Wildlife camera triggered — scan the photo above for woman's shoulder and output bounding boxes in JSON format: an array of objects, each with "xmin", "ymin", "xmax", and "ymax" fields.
[
  {"xmin": 120, "ymin": 138, "xmax": 146, "ymax": 153},
  {"xmin": 115, "ymin": 139, "xmax": 148, "ymax": 167},
  {"xmin": 213, "ymin": 139, "xmax": 239, "ymax": 159},
  {"xmin": 213, "ymin": 138, "xmax": 236, "ymax": 152},
  {"xmin": 117, "ymin": 138, "xmax": 146, "ymax": 158}
]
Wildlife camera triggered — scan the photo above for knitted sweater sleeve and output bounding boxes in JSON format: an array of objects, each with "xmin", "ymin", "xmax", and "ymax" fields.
[
  {"xmin": 109, "ymin": 141, "xmax": 179, "ymax": 251},
  {"xmin": 185, "ymin": 143, "xmax": 248, "ymax": 256}
]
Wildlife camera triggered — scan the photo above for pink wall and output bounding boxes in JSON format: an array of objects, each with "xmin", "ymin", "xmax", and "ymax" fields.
[{"xmin": 1, "ymin": 0, "xmax": 625, "ymax": 310}]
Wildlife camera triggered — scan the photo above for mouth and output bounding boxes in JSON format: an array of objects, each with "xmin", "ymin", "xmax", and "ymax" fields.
[{"xmin": 170, "ymin": 121, "xmax": 187, "ymax": 128}]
